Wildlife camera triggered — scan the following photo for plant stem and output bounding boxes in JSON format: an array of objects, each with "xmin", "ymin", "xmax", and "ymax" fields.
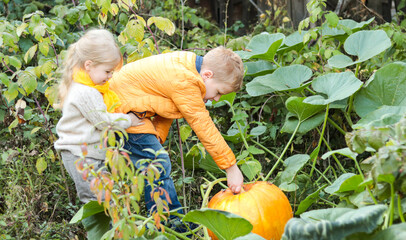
[
  {"xmin": 264, "ymin": 121, "xmax": 300, "ymax": 181},
  {"xmin": 314, "ymin": 166, "xmax": 332, "ymax": 184},
  {"xmin": 206, "ymin": 171, "xmax": 228, "ymax": 189},
  {"xmin": 176, "ymin": 120, "xmax": 187, "ymax": 213},
  {"xmin": 250, "ymin": 139, "xmax": 279, "ymax": 159},
  {"xmin": 200, "ymin": 177, "xmax": 227, "ymax": 240},
  {"xmin": 389, "ymin": 182, "xmax": 395, "ymax": 226},
  {"xmin": 310, "ymin": 104, "xmax": 329, "ymax": 177},
  {"xmin": 327, "ymin": 117, "xmax": 346, "ymax": 135},
  {"xmin": 398, "ymin": 193, "xmax": 405, "ymax": 222},
  {"xmin": 316, "ymin": 128, "xmax": 347, "ymax": 173},
  {"xmin": 229, "ymin": 104, "xmax": 254, "ymax": 161},
  {"xmin": 201, "ymin": 177, "xmax": 227, "ymax": 208},
  {"xmin": 132, "ymin": 214, "xmax": 190, "ymax": 240}
]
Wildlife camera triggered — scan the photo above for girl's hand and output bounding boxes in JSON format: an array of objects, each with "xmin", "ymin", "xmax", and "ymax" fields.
[
  {"xmin": 225, "ymin": 164, "xmax": 244, "ymax": 194},
  {"xmin": 128, "ymin": 113, "xmax": 144, "ymax": 127}
]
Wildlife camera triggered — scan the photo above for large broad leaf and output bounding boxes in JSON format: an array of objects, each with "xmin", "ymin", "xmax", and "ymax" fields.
[
  {"xmin": 240, "ymin": 159, "xmax": 262, "ymax": 181},
  {"xmin": 324, "ymin": 173, "xmax": 356, "ymax": 194},
  {"xmin": 353, "ymin": 105, "xmax": 406, "ymax": 129},
  {"xmin": 277, "ymin": 30, "xmax": 308, "ymax": 54},
  {"xmin": 286, "ymin": 97, "xmax": 325, "ymax": 122},
  {"xmin": 246, "ymin": 65, "xmax": 312, "ymax": 97},
  {"xmin": 282, "ymin": 205, "xmax": 387, "ymax": 240},
  {"xmin": 354, "ymin": 62, "xmax": 406, "ymax": 117},
  {"xmin": 322, "ymin": 147, "xmax": 358, "ymax": 161},
  {"xmin": 279, "ymin": 154, "xmax": 310, "ymax": 192},
  {"xmin": 321, "ymin": 18, "xmax": 374, "ymax": 38},
  {"xmin": 281, "ymin": 111, "xmax": 325, "ymax": 134},
  {"xmin": 295, "ymin": 185, "xmax": 326, "ymax": 215},
  {"xmin": 235, "ymin": 233, "xmax": 266, "ymax": 240},
  {"xmin": 235, "ymin": 32, "xmax": 285, "ymax": 61},
  {"xmin": 183, "ymin": 208, "xmax": 253, "ymax": 240},
  {"xmin": 70, "ymin": 201, "xmax": 105, "ymax": 224},
  {"xmin": 199, "ymin": 154, "xmax": 222, "ymax": 174},
  {"xmin": 328, "ymin": 30, "xmax": 391, "ymax": 68},
  {"xmin": 304, "ymin": 72, "xmax": 363, "ymax": 105},
  {"xmin": 370, "ymin": 223, "xmax": 406, "ymax": 240},
  {"xmin": 245, "ymin": 60, "xmax": 277, "ymax": 77},
  {"xmin": 70, "ymin": 201, "xmax": 110, "ymax": 240}
]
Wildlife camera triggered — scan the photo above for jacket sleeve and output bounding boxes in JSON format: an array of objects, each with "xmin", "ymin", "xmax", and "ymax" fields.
[
  {"xmin": 170, "ymin": 80, "xmax": 236, "ymax": 169},
  {"xmin": 75, "ymin": 87, "xmax": 132, "ymax": 131},
  {"xmin": 152, "ymin": 115, "xmax": 173, "ymax": 144}
]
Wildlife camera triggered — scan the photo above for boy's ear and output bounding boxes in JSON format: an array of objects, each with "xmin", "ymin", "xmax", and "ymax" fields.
[
  {"xmin": 84, "ymin": 60, "xmax": 93, "ymax": 71},
  {"xmin": 201, "ymin": 70, "xmax": 213, "ymax": 81}
]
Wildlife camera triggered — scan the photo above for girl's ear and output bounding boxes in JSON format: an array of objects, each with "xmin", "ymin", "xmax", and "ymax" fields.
[
  {"xmin": 201, "ymin": 70, "xmax": 213, "ymax": 82},
  {"xmin": 84, "ymin": 60, "xmax": 93, "ymax": 71}
]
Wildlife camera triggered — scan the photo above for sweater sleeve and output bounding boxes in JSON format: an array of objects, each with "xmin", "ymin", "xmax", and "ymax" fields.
[
  {"xmin": 170, "ymin": 80, "xmax": 236, "ymax": 169},
  {"xmin": 73, "ymin": 86, "xmax": 132, "ymax": 130}
]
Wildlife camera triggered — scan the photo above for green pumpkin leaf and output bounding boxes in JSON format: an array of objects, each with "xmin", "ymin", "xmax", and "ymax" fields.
[
  {"xmin": 200, "ymin": 154, "xmax": 222, "ymax": 174},
  {"xmin": 322, "ymin": 147, "xmax": 358, "ymax": 161},
  {"xmin": 278, "ymin": 30, "xmax": 308, "ymax": 54},
  {"xmin": 286, "ymin": 97, "xmax": 325, "ymax": 122},
  {"xmin": 354, "ymin": 62, "xmax": 406, "ymax": 117},
  {"xmin": 249, "ymin": 125, "xmax": 267, "ymax": 136},
  {"xmin": 281, "ymin": 111, "xmax": 325, "ymax": 134},
  {"xmin": 240, "ymin": 160, "xmax": 262, "ymax": 181},
  {"xmin": 213, "ymin": 92, "xmax": 236, "ymax": 106},
  {"xmin": 280, "ymin": 154, "xmax": 310, "ymax": 183},
  {"xmin": 184, "ymin": 208, "xmax": 253, "ymax": 240},
  {"xmin": 283, "ymin": 205, "xmax": 387, "ymax": 240},
  {"xmin": 83, "ymin": 211, "xmax": 111, "ymax": 240},
  {"xmin": 324, "ymin": 173, "xmax": 355, "ymax": 194},
  {"xmin": 328, "ymin": 30, "xmax": 391, "ymax": 68},
  {"xmin": 353, "ymin": 106, "xmax": 406, "ymax": 129},
  {"xmin": 304, "ymin": 72, "xmax": 362, "ymax": 105},
  {"xmin": 235, "ymin": 32, "xmax": 285, "ymax": 61},
  {"xmin": 235, "ymin": 233, "xmax": 266, "ymax": 240},
  {"xmin": 370, "ymin": 223, "xmax": 406, "ymax": 240},
  {"xmin": 245, "ymin": 60, "xmax": 276, "ymax": 77},
  {"xmin": 321, "ymin": 18, "xmax": 374, "ymax": 38},
  {"xmin": 70, "ymin": 201, "xmax": 105, "ymax": 224},
  {"xmin": 295, "ymin": 185, "xmax": 326, "ymax": 215},
  {"xmin": 246, "ymin": 65, "xmax": 312, "ymax": 97}
]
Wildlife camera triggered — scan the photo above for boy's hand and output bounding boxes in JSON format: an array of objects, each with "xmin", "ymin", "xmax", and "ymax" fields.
[
  {"xmin": 128, "ymin": 113, "xmax": 144, "ymax": 127},
  {"xmin": 225, "ymin": 164, "xmax": 244, "ymax": 194}
]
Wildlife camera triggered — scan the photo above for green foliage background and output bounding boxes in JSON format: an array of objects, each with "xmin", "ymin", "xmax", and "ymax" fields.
[{"xmin": 1, "ymin": 0, "xmax": 406, "ymax": 239}]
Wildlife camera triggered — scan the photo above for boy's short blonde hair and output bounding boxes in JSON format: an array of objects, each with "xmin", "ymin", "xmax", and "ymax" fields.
[{"xmin": 202, "ymin": 46, "xmax": 244, "ymax": 92}]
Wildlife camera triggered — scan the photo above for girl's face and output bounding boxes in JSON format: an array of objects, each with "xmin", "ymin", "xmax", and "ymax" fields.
[{"xmin": 84, "ymin": 60, "xmax": 116, "ymax": 85}]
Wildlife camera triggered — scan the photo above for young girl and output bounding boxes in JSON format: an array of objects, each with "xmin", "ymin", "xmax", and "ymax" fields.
[{"xmin": 54, "ymin": 29, "xmax": 142, "ymax": 204}]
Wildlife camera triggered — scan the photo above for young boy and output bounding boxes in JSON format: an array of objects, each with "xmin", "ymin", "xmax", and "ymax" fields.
[{"xmin": 109, "ymin": 46, "xmax": 244, "ymax": 216}]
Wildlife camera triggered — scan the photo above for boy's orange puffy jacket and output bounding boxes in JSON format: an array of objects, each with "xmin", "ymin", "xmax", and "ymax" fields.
[{"xmin": 109, "ymin": 51, "xmax": 236, "ymax": 170}]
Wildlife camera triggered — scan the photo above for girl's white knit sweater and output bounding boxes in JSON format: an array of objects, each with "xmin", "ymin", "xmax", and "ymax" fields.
[{"xmin": 54, "ymin": 82, "xmax": 131, "ymax": 160}]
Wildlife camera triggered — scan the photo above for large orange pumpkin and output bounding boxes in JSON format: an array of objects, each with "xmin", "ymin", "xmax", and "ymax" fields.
[{"xmin": 207, "ymin": 181, "xmax": 292, "ymax": 240}]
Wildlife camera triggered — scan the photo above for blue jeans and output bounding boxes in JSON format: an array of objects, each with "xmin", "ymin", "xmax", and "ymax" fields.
[{"xmin": 124, "ymin": 133, "xmax": 183, "ymax": 215}]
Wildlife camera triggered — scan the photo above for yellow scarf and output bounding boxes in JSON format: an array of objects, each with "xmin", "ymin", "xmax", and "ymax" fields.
[{"xmin": 72, "ymin": 69, "xmax": 121, "ymax": 113}]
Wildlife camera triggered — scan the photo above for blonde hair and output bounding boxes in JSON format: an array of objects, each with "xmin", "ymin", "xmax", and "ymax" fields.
[
  {"xmin": 55, "ymin": 29, "xmax": 123, "ymax": 108},
  {"xmin": 202, "ymin": 46, "xmax": 244, "ymax": 92}
]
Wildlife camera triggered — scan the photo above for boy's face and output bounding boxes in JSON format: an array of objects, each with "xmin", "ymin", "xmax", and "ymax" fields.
[{"xmin": 202, "ymin": 70, "xmax": 233, "ymax": 103}]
